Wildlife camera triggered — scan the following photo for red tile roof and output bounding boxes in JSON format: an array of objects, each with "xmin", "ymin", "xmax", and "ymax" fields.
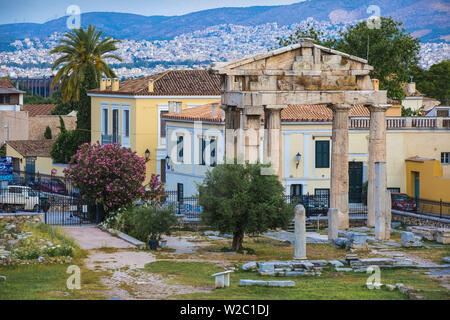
[
  {"xmin": 6, "ymin": 140, "xmax": 54, "ymax": 157},
  {"xmin": 22, "ymin": 104, "xmax": 56, "ymax": 117},
  {"xmin": 0, "ymin": 78, "xmax": 14, "ymax": 88},
  {"xmin": 88, "ymin": 70, "xmax": 221, "ymax": 96},
  {"xmin": 162, "ymin": 103, "xmax": 371, "ymax": 123}
]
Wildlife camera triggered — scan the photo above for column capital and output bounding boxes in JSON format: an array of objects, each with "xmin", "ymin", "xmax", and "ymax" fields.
[
  {"xmin": 326, "ymin": 103, "xmax": 353, "ymax": 112},
  {"xmin": 264, "ymin": 104, "xmax": 286, "ymax": 110},
  {"xmin": 366, "ymin": 104, "xmax": 391, "ymax": 113}
]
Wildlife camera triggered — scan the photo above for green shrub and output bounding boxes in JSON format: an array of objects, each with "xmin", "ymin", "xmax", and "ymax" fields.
[{"xmin": 128, "ymin": 204, "xmax": 177, "ymax": 241}]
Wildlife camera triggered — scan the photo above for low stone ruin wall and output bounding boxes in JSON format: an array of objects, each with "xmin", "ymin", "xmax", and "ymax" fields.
[{"xmin": 392, "ymin": 210, "xmax": 450, "ymax": 229}]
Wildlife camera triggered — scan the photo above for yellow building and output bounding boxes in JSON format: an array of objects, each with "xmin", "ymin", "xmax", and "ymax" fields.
[
  {"xmin": 5, "ymin": 140, "xmax": 67, "ymax": 176},
  {"xmin": 405, "ymin": 157, "xmax": 450, "ymax": 202},
  {"xmin": 87, "ymin": 70, "xmax": 221, "ymax": 184},
  {"xmin": 163, "ymin": 103, "xmax": 450, "ymax": 202}
]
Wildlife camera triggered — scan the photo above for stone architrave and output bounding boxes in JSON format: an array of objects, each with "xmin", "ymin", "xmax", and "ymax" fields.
[
  {"xmin": 327, "ymin": 104, "xmax": 352, "ymax": 230},
  {"xmin": 327, "ymin": 208, "xmax": 339, "ymax": 242},
  {"xmin": 374, "ymin": 162, "xmax": 388, "ymax": 240},
  {"xmin": 367, "ymin": 104, "xmax": 390, "ymax": 227},
  {"xmin": 294, "ymin": 204, "xmax": 307, "ymax": 260}
]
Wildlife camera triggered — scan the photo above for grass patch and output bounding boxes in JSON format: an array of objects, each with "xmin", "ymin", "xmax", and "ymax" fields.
[
  {"xmin": 144, "ymin": 260, "xmax": 449, "ymax": 300},
  {"xmin": 0, "ymin": 224, "xmax": 106, "ymax": 300}
]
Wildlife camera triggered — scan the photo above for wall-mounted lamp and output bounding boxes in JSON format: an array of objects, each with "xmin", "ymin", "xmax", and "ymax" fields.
[
  {"xmin": 144, "ymin": 149, "xmax": 150, "ymax": 162},
  {"xmin": 295, "ymin": 152, "xmax": 302, "ymax": 169}
]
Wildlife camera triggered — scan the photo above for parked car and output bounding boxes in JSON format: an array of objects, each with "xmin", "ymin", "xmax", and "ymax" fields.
[
  {"xmin": 0, "ymin": 185, "xmax": 40, "ymax": 212},
  {"xmin": 38, "ymin": 178, "xmax": 68, "ymax": 195},
  {"xmin": 391, "ymin": 193, "xmax": 417, "ymax": 211}
]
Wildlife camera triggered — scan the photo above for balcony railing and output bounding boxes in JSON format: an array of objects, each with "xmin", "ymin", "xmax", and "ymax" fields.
[
  {"xmin": 349, "ymin": 117, "xmax": 450, "ymax": 130},
  {"xmin": 101, "ymin": 134, "xmax": 121, "ymax": 145}
]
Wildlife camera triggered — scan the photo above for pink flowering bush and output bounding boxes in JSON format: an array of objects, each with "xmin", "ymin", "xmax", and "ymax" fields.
[
  {"xmin": 145, "ymin": 173, "xmax": 165, "ymax": 205},
  {"xmin": 64, "ymin": 143, "xmax": 147, "ymax": 213}
]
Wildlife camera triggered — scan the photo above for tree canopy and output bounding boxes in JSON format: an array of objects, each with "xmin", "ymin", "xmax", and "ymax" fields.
[
  {"xmin": 51, "ymin": 24, "xmax": 122, "ymax": 103},
  {"xmin": 411, "ymin": 60, "xmax": 450, "ymax": 105},
  {"xmin": 278, "ymin": 17, "xmax": 421, "ymax": 99},
  {"xmin": 198, "ymin": 162, "xmax": 293, "ymax": 252}
]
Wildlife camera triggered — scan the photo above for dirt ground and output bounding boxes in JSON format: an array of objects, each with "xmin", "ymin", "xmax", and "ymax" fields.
[{"xmin": 63, "ymin": 226, "xmax": 212, "ymax": 300}]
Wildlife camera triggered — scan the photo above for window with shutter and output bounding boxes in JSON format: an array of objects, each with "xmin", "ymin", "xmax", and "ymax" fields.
[{"xmin": 315, "ymin": 140, "xmax": 330, "ymax": 168}]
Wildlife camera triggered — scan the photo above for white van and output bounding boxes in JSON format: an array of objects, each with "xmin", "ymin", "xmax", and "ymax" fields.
[{"xmin": 0, "ymin": 185, "xmax": 40, "ymax": 212}]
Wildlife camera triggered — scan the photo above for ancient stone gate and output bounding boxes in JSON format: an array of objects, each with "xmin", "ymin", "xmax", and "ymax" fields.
[{"xmin": 211, "ymin": 38, "xmax": 390, "ymax": 238}]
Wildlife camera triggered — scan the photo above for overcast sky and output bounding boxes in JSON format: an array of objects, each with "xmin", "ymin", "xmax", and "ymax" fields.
[{"xmin": 0, "ymin": 0, "xmax": 303, "ymax": 24}]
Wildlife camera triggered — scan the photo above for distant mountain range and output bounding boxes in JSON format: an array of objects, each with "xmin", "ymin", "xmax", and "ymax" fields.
[{"xmin": 0, "ymin": 0, "xmax": 448, "ymax": 49}]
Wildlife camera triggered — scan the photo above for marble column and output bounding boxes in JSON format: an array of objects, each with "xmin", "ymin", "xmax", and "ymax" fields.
[
  {"xmin": 327, "ymin": 208, "xmax": 339, "ymax": 242},
  {"xmin": 243, "ymin": 106, "xmax": 263, "ymax": 164},
  {"xmin": 294, "ymin": 204, "xmax": 307, "ymax": 260},
  {"xmin": 367, "ymin": 104, "xmax": 389, "ymax": 227},
  {"xmin": 263, "ymin": 106, "xmax": 283, "ymax": 177},
  {"xmin": 374, "ymin": 162, "xmax": 388, "ymax": 240},
  {"xmin": 223, "ymin": 105, "xmax": 242, "ymax": 163},
  {"xmin": 328, "ymin": 104, "xmax": 352, "ymax": 229}
]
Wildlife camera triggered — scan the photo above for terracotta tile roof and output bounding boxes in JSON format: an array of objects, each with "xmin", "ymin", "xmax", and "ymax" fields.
[
  {"xmin": 6, "ymin": 140, "xmax": 54, "ymax": 158},
  {"xmin": 88, "ymin": 70, "xmax": 221, "ymax": 96},
  {"xmin": 0, "ymin": 78, "xmax": 25, "ymax": 94},
  {"xmin": 0, "ymin": 78, "xmax": 14, "ymax": 88},
  {"xmin": 22, "ymin": 104, "xmax": 56, "ymax": 117},
  {"xmin": 162, "ymin": 103, "xmax": 371, "ymax": 123}
]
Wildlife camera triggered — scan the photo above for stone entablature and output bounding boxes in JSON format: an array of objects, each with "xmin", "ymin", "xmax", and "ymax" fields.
[{"xmin": 211, "ymin": 38, "xmax": 390, "ymax": 231}]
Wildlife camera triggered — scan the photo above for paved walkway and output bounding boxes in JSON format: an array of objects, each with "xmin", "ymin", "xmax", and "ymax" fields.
[{"xmin": 63, "ymin": 226, "xmax": 134, "ymax": 249}]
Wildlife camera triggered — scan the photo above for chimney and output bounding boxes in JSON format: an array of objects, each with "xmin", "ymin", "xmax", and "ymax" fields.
[
  {"xmin": 168, "ymin": 101, "xmax": 174, "ymax": 113},
  {"xmin": 112, "ymin": 78, "xmax": 120, "ymax": 91},
  {"xmin": 408, "ymin": 82, "xmax": 416, "ymax": 95},
  {"xmin": 148, "ymin": 80, "xmax": 154, "ymax": 93},
  {"xmin": 371, "ymin": 79, "xmax": 379, "ymax": 91},
  {"xmin": 100, "ymin": 78, "xmax": 107, "ymax": 90},
  {"xmin": 175, "ymin": 102, "xmax": 182, "ymax": 114},
  {"xmin": 106, "ymin": 78, "xmax": 112, "ymax": 88}
]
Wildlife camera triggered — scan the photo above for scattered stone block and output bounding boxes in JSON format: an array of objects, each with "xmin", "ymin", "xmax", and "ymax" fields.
[
  {"xmin": 329, "ymin": 260, "xmax": 344, "ymax": 268},
  {"xmin": 239, "ymin": 279, "xmax": 294, "ymax": 287},
  {"xmin": 334, "ymin": 237, "xmax": 350, "ymax": 249},
  {"xmin": 436, "ymin": 228, "xmax": 450, "ymax": 244},
  {"xmin": 359, "ymin": 258, "xmax": 394, "ymax": 266},
  {"xmin": 0, "ymin": 275, "xmax": 5, "ymax": 282},
  {"xmin": 349, "ymin": 232, "xmax": 368, "ymax": 249},
  {"xmin": 442, "ymin": 257, "xmax": 450, "ymax": 264},
  {"xmin": 242, "ymin": 262, "xmax": 257, "ymax": 271},
  {"xmin": 401, "ymin": 231, "xmax": 423, "ymax": 248},
  {"xmin": 268, "ymin": 280, "xmax": 295, "ymax": 287},
  {"xmin": 335, "ymin": 267, "xmax": 353, "ymax": 272},
  {"xmin": 391, "ymin": 222, "xmax": 401, "ymax": 229},
  {"xmin": 393, "ymin": 259, "xmax": 414, "ymax": 267},
  {"xmin": 385, "ymin": 284, "xmax": 395, "ymax": 291},
  {"xmin": 285, "ymin": 271, "xmax": 305, "ymax": 277}
]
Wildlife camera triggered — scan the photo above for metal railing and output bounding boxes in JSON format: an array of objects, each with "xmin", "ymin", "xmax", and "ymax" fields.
[{"xmin": 101, "ymin": 134, "xmax": 121, "ymax": 145}]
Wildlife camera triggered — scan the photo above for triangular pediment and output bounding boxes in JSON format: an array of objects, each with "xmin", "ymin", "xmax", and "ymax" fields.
[{"xmin": 211, "ymin": 38, "xmax": 375, "ymax": 91}]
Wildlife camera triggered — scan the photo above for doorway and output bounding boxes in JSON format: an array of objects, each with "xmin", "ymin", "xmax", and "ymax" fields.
[{"xmin": 349, "ymin": 161, "xmax": 363, "ymax": 203}]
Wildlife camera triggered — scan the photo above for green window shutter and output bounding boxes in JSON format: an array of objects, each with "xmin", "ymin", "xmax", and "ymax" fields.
[{"xmin": 316, "ymin": 141, "xmax": 330, "ymax": 168}]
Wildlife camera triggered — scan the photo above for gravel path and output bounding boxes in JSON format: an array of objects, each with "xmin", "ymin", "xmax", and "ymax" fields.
[{"xmin": 63, "ymin": 226, "xmax": 212, "ymax": 300}]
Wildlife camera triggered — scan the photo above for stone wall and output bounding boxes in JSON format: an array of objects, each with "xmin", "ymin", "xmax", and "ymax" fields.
[
  {"xmin": 392, "ymin": 210, "xmax": 449, "ymax": 229},
  {"xmin": 0, "ymin": 111, "xmax": 29, "ymax": 144},
  {"xmin": 28, "ymin": 115, "xmax": 77, "ymax": 140}
]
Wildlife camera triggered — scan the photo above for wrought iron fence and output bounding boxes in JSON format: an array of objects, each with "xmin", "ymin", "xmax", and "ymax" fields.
[
  {"xmin": 0, "ymin": 170, "xmax": 98, "ymax": 225},
  {"xmin": 163, "ymin": 191, "xmax": 369, "ymax": 221},
  {"xmin": 398, "ymin": 197, "xmax": 450, "ymax": 219}
]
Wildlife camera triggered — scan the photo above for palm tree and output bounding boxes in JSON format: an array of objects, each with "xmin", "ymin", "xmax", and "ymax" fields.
[{"xmin": 51, "ymin": 24, "xmax": 122, "ymax": 102}]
